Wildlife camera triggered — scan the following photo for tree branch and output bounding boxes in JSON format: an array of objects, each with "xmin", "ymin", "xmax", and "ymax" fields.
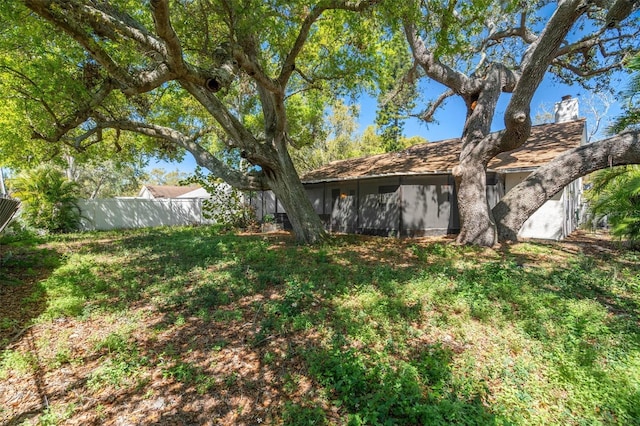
[
  {"xmin": 494, "ymin": 129, "xmax": 640, "ymax": 240},
  {"xmin": 66, "ymin": 126, "xmax": 102, "ymax": 152},
  {"xmin": 95, "ymin": 117, "xmax": 266, "ymax": 190},
  {"xmin": 551, "ymin": 58, "xmax": 625, "ymax": 77},
  {"xmin": 404, "ymin": 22, "xmax": 477, "ymax": 94},
  {"xmin": 501, "ymin": 0, "xmax": 589, "ymax": 151},
  {"xmin": 486, "ymin": 23, "xmax": 537, "ymax": 46},
  {"xmin": 29, "ymin": 81, "xmax": 115, "ymax": 144},
  {"xmin": 3, "ymin": 65, "xmax": 61, "ymax": 127},
  {"xmin": 417, "ymin": 89, "xmax": 455, "ymax": 122},
  {"xmin": 149, "ymin": 0, "xmax": 186, "ymax": 73},
  {"xmin": 278, "ymin": 0, "xmax": 379, "ymax": 86},
  {"xmin": 179, "ymin": 79, "xmax": 276, "ymax": 165},
  {"xmin": 231, "ymin": 43, "xmax": 281, "ymax": 94},
  {"xmin": 22, "ymin": 0, "xmax": 176, "ymax": 95}
]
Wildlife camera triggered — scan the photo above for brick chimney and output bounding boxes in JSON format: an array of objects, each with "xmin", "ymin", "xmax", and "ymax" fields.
[{"xmin": 554, "ymin": 95, "xmax": 579, "ymax": 123}]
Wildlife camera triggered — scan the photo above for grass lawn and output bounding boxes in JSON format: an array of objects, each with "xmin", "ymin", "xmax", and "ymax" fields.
[{"xmin": 0, "ymin": 225, "xmax": 639, "ymax": 425}]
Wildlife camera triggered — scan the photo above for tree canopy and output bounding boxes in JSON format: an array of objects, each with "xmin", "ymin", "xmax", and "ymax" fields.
[
  {"xmin": 4, "ymin": 0, "xmax": 401, "ymax": 243},
  {"xmin": 583, "ymin": 53, "xmax": 640, "ymax": 243},
  {"xmin": 610, "ymin": 54, "xmax": 640, "ymax": 133}
]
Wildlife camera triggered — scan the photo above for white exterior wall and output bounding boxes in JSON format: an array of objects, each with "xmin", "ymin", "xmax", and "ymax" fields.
[
  {"xmin": 78, "ymin": 198, "xmax": 215, "ymax": 231},
  {"xmin": 504, "ymin": 172, "xmax": 567, "ymax": 240},
  {"xmin": 138, "ymin": 187, "xmax": 154, "ymax": 199},
  {"xmin": 177, "ymin": 187, "xmax": 211, "ymax": 198}
]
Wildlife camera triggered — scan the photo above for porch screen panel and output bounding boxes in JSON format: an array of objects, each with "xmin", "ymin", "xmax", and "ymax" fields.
[
  {"xmin": 402, "ymin": 175, "xmax": 456, "ymax": 234},
  {"xmin": 358, "ymin": 179, "xmax": 399, "ymax": 234},
  {"xmin": 305, "ymin": 184, "xmax": 324, "ymax": 214},
  {"xmin": 327, "ymin": 184, "xmax": 357, "ymax": 233}
]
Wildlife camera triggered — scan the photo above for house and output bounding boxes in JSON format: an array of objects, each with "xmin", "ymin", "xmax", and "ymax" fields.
[
  {"xmin": 251, "ymin": 97, "xmax": 586, "ymax": 240},
  {"xmin": 137, "ymin": 184, "xmax": 207, "ymax": 199}
]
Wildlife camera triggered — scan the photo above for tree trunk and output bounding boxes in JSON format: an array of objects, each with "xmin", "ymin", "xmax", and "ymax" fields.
[
  {"xmin": 453, "ymin": 161, "xmax": 497, "ymax": 246},
  {"xmin": 451, "ymin": 66, "xmax": 509, "ymax": 247},
  {"xmin": 263, "ymin": 149, "xmax": 328, "ymax": 245},
  {"xmin": 494, "ymin": 130, "xmax": 640, "ymax": 241}
]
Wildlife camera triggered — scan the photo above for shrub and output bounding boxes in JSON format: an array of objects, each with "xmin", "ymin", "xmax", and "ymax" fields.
[
  {"xmin": 586, "ymin": 165, "xmax": 640, "ymax": 242},
  {"xmin": 11, "ymin": 166, "xmax": 82, "ymax": 233},
  {"xmin": 182, "ymin": 168, "xmax": 258, "ymax": 231}
]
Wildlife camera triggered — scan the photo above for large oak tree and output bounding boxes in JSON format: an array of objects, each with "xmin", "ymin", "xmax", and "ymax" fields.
[
  {"xmin": 393, "ymin": 0, "xmax": 640, "ymax": 245},
  {"xmin": 8, "ymin": 0, "xmax": 386, "ymax": 244}
]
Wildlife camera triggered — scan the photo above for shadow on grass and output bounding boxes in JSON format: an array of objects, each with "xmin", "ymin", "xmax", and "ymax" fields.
[
  {"xmin": 85, "ymin": 228, "xmax": 497, "ymax": 424},
  {"xmin": 0, "ymin": 239, "xmax": 63, "ymax": 426},
  {"xmin": 3, "ymin": 227, "xmax": 640, "ymax": 424},
  {"xmin": 0, "ymin": 241, "xmax": 60, "ymax": 350}
]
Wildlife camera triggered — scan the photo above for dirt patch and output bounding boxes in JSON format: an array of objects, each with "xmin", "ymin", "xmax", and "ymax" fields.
[{"xmin": 0, "ymin": 245, "xmax": 59, "ymax": 349}]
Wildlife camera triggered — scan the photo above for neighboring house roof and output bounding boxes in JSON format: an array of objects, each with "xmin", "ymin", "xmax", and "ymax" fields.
[
  {"xmin": 301, "ymin": 119, "xmax": 585, "ymax": 183},
  {"xmin": 139, "ymin": 185, "xmax": 201, "ymax": 198}
]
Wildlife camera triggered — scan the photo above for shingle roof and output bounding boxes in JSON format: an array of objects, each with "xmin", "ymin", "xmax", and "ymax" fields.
[
  {"xmin": 141, "ymin": 185, "xmax": 200, "ymax": 198},
  {"xmin": 300, "ymin": 119, "xmax": 586, "ymax": 183}
]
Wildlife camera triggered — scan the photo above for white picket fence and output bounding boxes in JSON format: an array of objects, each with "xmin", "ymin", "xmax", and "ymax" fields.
[{"xmin": 78, "ymin": 198, "xmax": 215, "ymax": 231}]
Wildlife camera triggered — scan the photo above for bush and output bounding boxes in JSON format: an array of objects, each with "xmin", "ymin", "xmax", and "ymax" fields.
[
  {"xmin": 586, "ymin": 165, "xmax": 640, "ymax": 242},
  {"xmin": 182, "ymin": 168, "xmax": 258, "ymax": 231},
  {"xmin": 10, "ymin": 166, "xmax": 82, "ymax": 233},
  {"xmin": 202, "ymin": 186, "xmax": 257, "ymax": 230}
]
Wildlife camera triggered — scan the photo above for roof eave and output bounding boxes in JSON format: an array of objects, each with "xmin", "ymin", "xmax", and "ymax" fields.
[
  {"xmin": 302, "ymin": 167, "xmax": 549, "ymax": 184},
  {"xmin": 301, "ymin": 170, "xmax": 454, "ymax": 184}
]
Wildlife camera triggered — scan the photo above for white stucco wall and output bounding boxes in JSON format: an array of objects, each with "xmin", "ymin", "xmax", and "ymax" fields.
[{"xmin": 505, "ymin": 172, "xmax": 566, "ymax": 240}]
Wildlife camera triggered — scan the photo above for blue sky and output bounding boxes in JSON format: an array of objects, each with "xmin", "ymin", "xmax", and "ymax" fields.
[{"xmin": 149, "ymin": 71, "xmax": 627, "ymax": 175}]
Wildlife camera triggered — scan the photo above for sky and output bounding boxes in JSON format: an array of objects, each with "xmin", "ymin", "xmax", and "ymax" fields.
[{"xmin": 149, "ymin": 70, "xmax": 628, "ymax": 175}]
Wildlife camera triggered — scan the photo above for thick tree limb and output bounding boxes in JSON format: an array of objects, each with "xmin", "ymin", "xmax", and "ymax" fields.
[
  {"xmin": 605, "ymin": 0, "xmax": 638, "ymax": 27},
  {"xmin": 494, "ymin": 129, "xmax": 640, "ymax": 241},
  {"xmin": 500, "ymin": 0, "xmax": 588, "ymax": 152},
  {"xmin": 149, "ymin": 0, "xmax": 184, "ymax": 71},
  {"xmin": 147, "ymin": 0, "xmax": 235, "ymax": 91},
  {"xmin": 277, "ymin": 4, "xmax": 326, "ymax": 87},
  {"xmin": 179, "ymin": 80, "xmax": 275, "ymax": 164},
  {"xmin": 461, "ymin": 63, "xmax": 518, "ymax": 161},
  {"xmin": 73, "ymin": 1, "xmax": 166, "ymax": 54},
  {"xmin": 404, "ymin": 22, "xmax": 478, "ymax": 95},
  {"xmin": 231, "ymin": 45, "xmax": 281, "ymax": 94},
  {"xmin": 95, "ymin": 118, "xmax": 266, "ymax": 190},
  {"xmin": 22, "ymin": 0, "xmax": 176, "ymax": 95}
]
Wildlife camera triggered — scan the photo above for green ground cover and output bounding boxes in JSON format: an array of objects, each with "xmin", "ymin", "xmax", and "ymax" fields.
[{"xmin": 1, "ymin": 226, "xmax": 639, "ymax": 425}]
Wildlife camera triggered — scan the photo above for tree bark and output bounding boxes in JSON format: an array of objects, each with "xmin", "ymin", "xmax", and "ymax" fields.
[
  {"xmin": 262, "ymin": 149, "xmax": 328, "ymax": 244},
  {"xmin": 453, "ymin": 161, "xmax": 497, "ymax": 246},
  {"xmin": 454, "ymin": 65, "xmax": 514, "ymax": 246},
  {"xmin": 494, "ymin": 129, "xmax": 640, "ymax": 241}
]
